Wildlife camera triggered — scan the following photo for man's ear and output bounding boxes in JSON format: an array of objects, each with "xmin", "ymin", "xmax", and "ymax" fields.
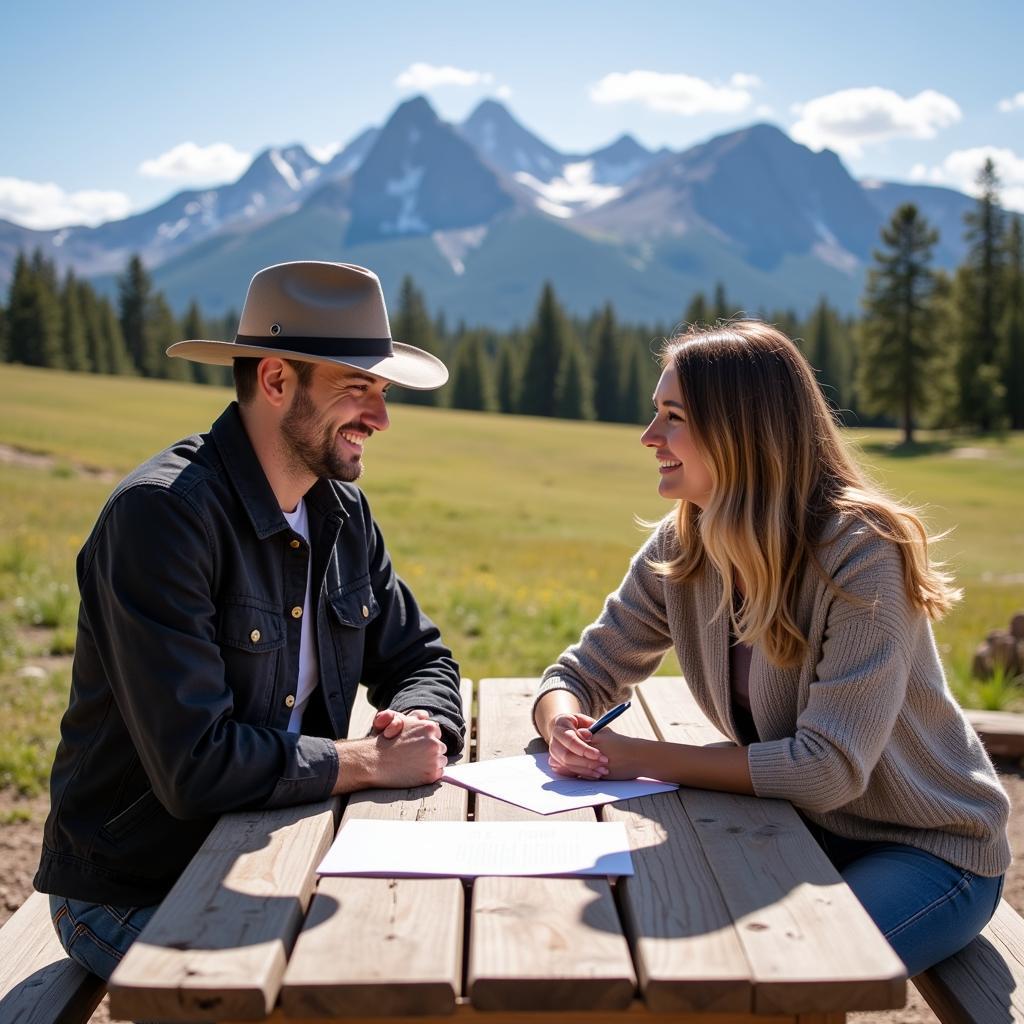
[{"xmin": 256, "ymin": 358, "xmax": 290, "ymax": 409}]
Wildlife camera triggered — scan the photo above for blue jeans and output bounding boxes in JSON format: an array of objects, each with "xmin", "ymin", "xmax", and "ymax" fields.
[
  {"xmin": 49, "ymin": 894, "xmax": 159, "ymax": 982},
  {"xmin": 808, "ymin": 827, "xmax": 1005, "ymax": 977}
]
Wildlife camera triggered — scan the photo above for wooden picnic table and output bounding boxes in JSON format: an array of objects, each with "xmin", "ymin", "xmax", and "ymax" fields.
[{"xmin": 107, "ymin": 677, "xmax": 907, "ymax": 1024}]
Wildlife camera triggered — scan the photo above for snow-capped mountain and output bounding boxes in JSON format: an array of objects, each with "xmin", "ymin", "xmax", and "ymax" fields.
[
  {"xmin": 458, "ymin": 100, "xmax": 662, "ymax": 218},
  {"xmin": 0, "ymin": 95, "xmax": 998, "ymax": 325},
  {"xmin": 345, "ymin": 96, "xmax": 516, "ymax": 246}
]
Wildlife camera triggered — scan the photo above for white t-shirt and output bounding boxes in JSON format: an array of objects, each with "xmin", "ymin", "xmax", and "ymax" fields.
[{"xmin": 282, "ymin": 499, "xmax": 320, "ymax": 733}]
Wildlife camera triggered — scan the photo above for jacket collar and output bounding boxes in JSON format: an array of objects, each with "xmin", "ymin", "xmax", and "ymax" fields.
[{"xmin": 209, "ymin": 402, "xmax": 349, "ymax": 540}]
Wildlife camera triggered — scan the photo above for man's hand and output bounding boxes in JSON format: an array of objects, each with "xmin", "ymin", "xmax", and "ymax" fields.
[
  {"xmin": 546, "ymin": 711, "xmax": 609, "ymax": 780},
  {"xmin": 370, "ymin": 707, "xmax": 431, "ymax": 739},
  {"xmin": 333, "ymin": 715, "xmax": 447, "ymax": 794}
]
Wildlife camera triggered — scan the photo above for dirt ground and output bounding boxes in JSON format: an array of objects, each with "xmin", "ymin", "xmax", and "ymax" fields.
[{"xmin": 4, "ymin": 766, "xmax": 1024, "ymax": 1024}]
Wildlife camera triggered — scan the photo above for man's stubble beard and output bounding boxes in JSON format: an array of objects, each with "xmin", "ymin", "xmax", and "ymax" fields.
[{"xmin": 280, "ymin": 381, "xmax": 363, "ymax": 483}]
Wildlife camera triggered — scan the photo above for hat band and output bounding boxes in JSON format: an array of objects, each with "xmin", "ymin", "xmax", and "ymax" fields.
[{"xmin": 234, "ymin": 334, "xmax": 394, "ymax": 357}]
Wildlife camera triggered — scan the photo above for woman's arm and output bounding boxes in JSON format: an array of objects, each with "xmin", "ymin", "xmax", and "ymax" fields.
[
  {"xmin": 537, "ymin": 689, "xmax": 754, "ymax": 794},
  {"xmin": 590, "ymin": 729, "xmax": 754, "ymax": 795}
]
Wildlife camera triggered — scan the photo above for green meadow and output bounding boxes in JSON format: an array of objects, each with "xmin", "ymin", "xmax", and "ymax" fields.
[{"xmin": 1, "ymin": 364, "xmax": 1022, "ymax": 795}]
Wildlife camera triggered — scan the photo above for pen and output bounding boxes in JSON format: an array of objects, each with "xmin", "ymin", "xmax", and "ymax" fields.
[{"xmin": 588, "ymin": 700, "xmax": 631, "ymax": 735}]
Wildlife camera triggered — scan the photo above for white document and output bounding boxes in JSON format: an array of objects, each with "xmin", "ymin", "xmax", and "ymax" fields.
[
  {"xmin": 442, "ymin": 752, "xmax": 679, "ymax": 815},
  {"xmin": 316, "ymin": 819, "xmax": 634, "ymax": 878}
]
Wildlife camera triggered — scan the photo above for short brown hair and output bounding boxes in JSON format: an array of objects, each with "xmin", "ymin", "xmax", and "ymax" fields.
[{"xmin": 233, "ymin": 357, "xmax": 315, "ymax": 404}]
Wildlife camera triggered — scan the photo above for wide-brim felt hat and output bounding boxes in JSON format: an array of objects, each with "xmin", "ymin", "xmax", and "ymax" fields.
[{"xmin": 167, "ymin": 261, "xmax": 448, "ymax": 390}]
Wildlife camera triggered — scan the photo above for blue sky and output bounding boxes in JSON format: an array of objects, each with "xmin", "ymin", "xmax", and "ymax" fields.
[{"xmin": 3, "ymin": 0, "xmax": 1023, "ymax": 228}]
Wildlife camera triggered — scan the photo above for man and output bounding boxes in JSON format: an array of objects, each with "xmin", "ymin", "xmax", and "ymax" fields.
[{"xmin": 36, "ymin": 261, "xmax": 464, "ymax": 981}]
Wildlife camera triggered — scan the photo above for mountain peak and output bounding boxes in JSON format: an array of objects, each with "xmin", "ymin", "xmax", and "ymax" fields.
[{"xmin": 389, "ymin": 94, "xmax": 440, "ymax": 126}]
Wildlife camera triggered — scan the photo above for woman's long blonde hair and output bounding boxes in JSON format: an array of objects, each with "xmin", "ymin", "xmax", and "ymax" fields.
[{"xmin": 651, "ymin": 320, "xmax": 960, "ymax": 668}]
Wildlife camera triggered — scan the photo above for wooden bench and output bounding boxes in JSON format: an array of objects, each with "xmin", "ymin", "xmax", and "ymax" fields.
[
  {"xmin": 0, "ymin": 890, "xmax": 105, "ymax": 1024},
  {"xmin": 966, "ymin": 709, "xmax": 1024, "ymax": 759},
  {"xmin": 914, "ymin": 898, "xmax": 1024, "ymax": 1023}
]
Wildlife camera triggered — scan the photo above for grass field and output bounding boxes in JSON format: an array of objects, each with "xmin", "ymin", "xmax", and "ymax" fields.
[{"xmin": 1, "ymin": 364, "xmax": 1022, "ymax": 795}]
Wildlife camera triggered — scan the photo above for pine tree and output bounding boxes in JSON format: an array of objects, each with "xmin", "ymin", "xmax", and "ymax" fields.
[
  {"xmin": 451, "ymin": 331, "xmax": 494, "ymax": 411},
  {"xmin": 60, "ymin": 271, "xmax": 90, "ymax": 371},
  {"xmin": 495, "ymin": 339, "xmax": 521, "ymax": 413},
  {"xmin": 392, "ymin": 276, "xmax": 437, "ymax": 406},
  {"xmin": 1002, "ymin": 217, "xmax": 1024, "ymax": 430},
  {"xmin": 555, "ymin": 337, "xmax": 594, "ymax": 420},
  {"xmin": 621, "ymin": 342, "xmax": 650, "ymax": 424},
  {"xmin": 119, "ymin": 255, "xmax": 162, "ymax": 376},
  {"xmin": 712, "ymin": 281, "xmax": 731, "ymax": 321},
  {"xmin": 957, "ymin": 158, "xmax": 1007, "ymax": 430},
  {"xmin": 521, "ymin": 283, "xmax": 572, "ymax": 417},
  {"xmin": 99, "ymin": 298, "xmax": 134, "ymax": 375},
  {"xmin": 592, "ymin": 303, "xmax": 621, "ymax": 422},
  {"xmin": 181, "ymin": 299, "xmax": 217, "ymax": 384},
  {"xmin": 0, "ymin": 302, "xmax": 7, "ymax": 362},
  {"xmin": 807, "ymin": 296, "xmax": 843, "ymax": 413},
  {"xmin": 150, "ymin": 293, "xmax": 190, "ymax": 380},
  {"xmin": 8, "ymin": 250, "xmax": 63, "ymax": 367},
  {"xmin": 683, "ymin": 292, "xmax": 709, "ymax": 329},
  {"xmin": 857, "ymin": 204, "xmax": 942, "ymax": 445},
  {"xmin": 77, "ymin": 281, "xmax": 108, "ymax": 374}
]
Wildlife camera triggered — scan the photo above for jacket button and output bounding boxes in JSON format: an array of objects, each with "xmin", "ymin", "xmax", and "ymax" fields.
[
  {"xmin": 290, "ymin": 539, "xmax": 301, "ymax": 549},
  {"xmin": 361, "ymin": 605, "xmax": 370, "ymax": 618},
  {"xmin": 284, "ymin": 694, "xmax": 295, "ymax": 708},
  {"xmin": 291, "ymin": 606, "xmax": 303, "ymax": 619},
  {"xmin": 250, "ymin": 629, "xmax": 261, "ymax": 644}
]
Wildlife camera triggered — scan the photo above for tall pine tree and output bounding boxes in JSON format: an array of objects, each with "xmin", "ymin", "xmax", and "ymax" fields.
[
  {"xmin": 520, "ymin": 283, "xmax": 571, "ymax": 417},
  {"xmin": 451, "ymin": 331, "xmax": 494, "ymax": 411},
  {"xmin": 119, "ymin": 255, "xmax": 162, "ymax": 376},
  {"xmin": 957, "ymin": 158, "xmax": 1007, "ymax": 430},
  {"xmin": 591, "ymin": 303, "xmax": 621, "ymax": 422},
  {"xmin": 857, "ymin": 204, "xmax": 942, "ymax": 445},
  {"xmin": 495, "ymin": 338, "xmax": 521, "ymax": 413},
  {"xmin": 60, "ymin": 270, "xmax": 90, "ymax": 371},
  {"xmin": 555, "ymin": 337, "xmax": 594, "ymax": 420},
  {"xmin": 1002, "ymin": 217, "xmax": 1024, "ymax": 430},
  {"xmin": 807, "ymin": 296, "xmax": 843, "ymax": 413},
  {"xmin": 8, "ymin": 250, "xmax": 63, "ymax": 367},
  {"xmin": 392, "ymin": 276, "xmax": 437, "ymax": 406}
]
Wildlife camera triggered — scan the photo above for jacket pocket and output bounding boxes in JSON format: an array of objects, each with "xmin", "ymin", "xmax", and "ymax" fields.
[
  {"xmin": 217, "ymin": 599, "xmax": 286, "ymax": 652},
  {"xmin": 99, "ymin": 788, "xmax": 163, "ymax": 843},
  {"xmin": 328, "ymin": 582, "xmax": 380, "ymax": 629}
]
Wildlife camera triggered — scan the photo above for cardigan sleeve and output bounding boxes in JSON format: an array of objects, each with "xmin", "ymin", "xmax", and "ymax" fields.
[
  {"xmin": 747, "ymin": 528, "xmax": 919, "ymax": 813},
  {"xmin": 533, "ymin": 519, "xmax": 674, "ymax": 733}
]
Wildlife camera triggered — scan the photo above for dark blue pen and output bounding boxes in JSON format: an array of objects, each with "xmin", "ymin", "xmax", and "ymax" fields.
[{"xmin": 588, "ymin": 700, "xmax": 631, "ymax": 734}]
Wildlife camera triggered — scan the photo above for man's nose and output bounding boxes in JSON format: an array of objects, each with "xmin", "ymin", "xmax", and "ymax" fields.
[{"xmin": 366, "ymin": 393, "xmax": 390, "ymax": 432}]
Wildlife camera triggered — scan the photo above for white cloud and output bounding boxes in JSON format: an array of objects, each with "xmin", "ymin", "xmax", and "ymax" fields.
[
  {"xmin": 790, "ymin": 87, "xmax": 961, "ymax": 158},
  {"xmin": 590, "ymin": 70, "xmax": 753, "ymax": 115},
  {"xmin": 998, "ymin": 92, "xmax": 1024, "ymax": 113},
  {"xmin": 138, "ymin": 141, "xmax": 251, "ymax": 181},
  {"xmin": 310, "ymin": 141, "xmax": 342, "ymax": 163},
  {"xmin": 730, "ymin": 72, "xmax": 762, "ymax": 90},
  {"xmin": 910, "ymin": 146, "xmax": 1024, "ymax": 212},
  {"xmin": 496, "ymin": 85, "xmax": 513, "ymax": 100},
  {"xmin": 755, "ymin": 103, "xmax": 775, "ymax": 118},
  {"xmin": 0, "ymin": 177, "xmax": 133, "ymax": 230},
  {"xmin": 395, "ymin": 62, "xmax": 495, "ymax": 90}
]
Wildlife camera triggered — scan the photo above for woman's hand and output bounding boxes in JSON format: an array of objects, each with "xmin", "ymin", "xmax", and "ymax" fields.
[{"xmin": 546, "ymin": 712, "xmax": 608, "ymax": 779}]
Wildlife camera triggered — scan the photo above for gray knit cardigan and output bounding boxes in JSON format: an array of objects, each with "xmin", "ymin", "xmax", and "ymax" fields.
[{"xmin": 535, "ymin": 514, "xmax": 1011, "ymax": 877}]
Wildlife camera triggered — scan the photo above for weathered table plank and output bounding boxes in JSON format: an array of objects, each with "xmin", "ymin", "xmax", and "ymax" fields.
[
  {"xmin": 468, "ymin": 678, "xmax": 636, "ymax": 1011},
  {"xmin": 637, "ymin": 676, "xmax": 906, "ymax": 1015},
  {"xmin": 279, "ymin": 678, "xmax": 472, "ymax": 1018},
  {"xmin": 602, "ymin": 696, "xmax": 753, "ymax": 1013},
  {"xmin": 0, "ymin": 890, "xmax": 106, "ymax": 1024},
  {"xmin": 108, "ymin": 798, "xmax": 339, "ymax": 1021}
]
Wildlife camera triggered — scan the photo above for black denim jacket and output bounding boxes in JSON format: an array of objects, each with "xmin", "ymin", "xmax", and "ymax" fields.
[{"xmin": 35, "ymin": 403, "xmax": 464, "ymax": 906}]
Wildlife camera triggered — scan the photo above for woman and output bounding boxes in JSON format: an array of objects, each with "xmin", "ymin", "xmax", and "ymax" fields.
[{"xmin": 533, "ymin": 321, "xmax": 1010, "ymax": 977}]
